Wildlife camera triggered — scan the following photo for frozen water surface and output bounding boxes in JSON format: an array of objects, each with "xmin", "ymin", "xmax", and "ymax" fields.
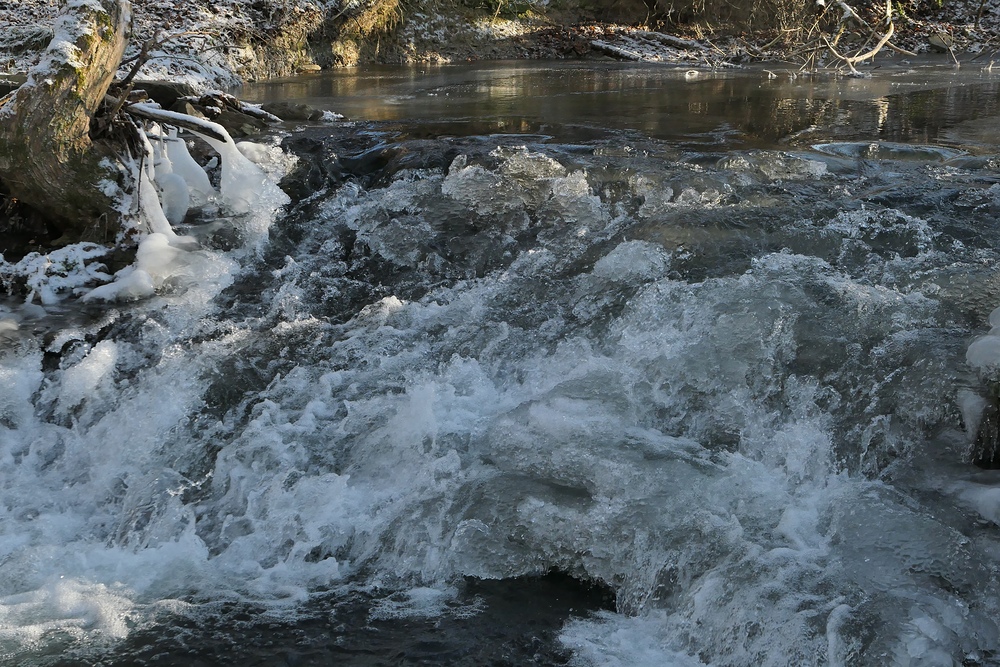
[{"xmin": 4, "ymin": 61, "xmax": 1000, "ymax": 665}]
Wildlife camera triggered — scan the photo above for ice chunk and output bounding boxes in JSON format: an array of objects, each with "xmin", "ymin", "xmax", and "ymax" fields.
[
  {"xmin": 83, "ymin": 268, "xmax": 155, "ymax": 302},
  {"xmin": 967, "ymin": 334, "xmax": 1000, "ymax": 372},
  {"xmin": 135, "ymin": 233, "xmax": 184, "ymax": 287}
]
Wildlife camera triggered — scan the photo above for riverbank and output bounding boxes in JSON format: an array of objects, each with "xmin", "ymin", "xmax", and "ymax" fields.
[{"xmin": 2, "ymin": 0, "xmax": 999, "ymax": 91}]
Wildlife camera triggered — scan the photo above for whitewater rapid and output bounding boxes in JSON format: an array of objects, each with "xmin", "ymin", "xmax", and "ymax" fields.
[{"xmin": 3, "ymin": 114, "xmax": 1000, "ymax": 665}]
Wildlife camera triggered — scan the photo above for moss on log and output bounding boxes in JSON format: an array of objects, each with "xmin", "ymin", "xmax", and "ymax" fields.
[{"xmin": 0, "ymin": 0, "xmax": 131, "ymax": 244}]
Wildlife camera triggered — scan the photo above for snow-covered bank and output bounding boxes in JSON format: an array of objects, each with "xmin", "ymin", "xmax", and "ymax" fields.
[
  {"xmin": 4, "ymin": 0, "xmax": 1000, "ymax": 91},
  {"xmin": 0, "ymin": 0, "xmax": 329, "ymax": 88}
]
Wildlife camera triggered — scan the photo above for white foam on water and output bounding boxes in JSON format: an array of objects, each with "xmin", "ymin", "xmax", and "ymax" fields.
[
  {"xmin": 0, "ymin": 118, "xmax": 300, "ymax": 663},
  {"xmin": 0, "ymin": 579, "xmax": 133, "ymax": 645},
  {"xmin": 236, "ymin": 139, "xmax": 299, "ymax": 179},
  {"xmin": 631, "ymin": 173, "xmax": 675, "ymax": 218},
  {"xmin": 55, "ymin": 340, "xmax": 118, "ymax": 415},
  {"xmin": 367, "ymin": 585, "xmax": 481, "ymax": 621},
  {"xmin": 4, "ymin": 138, "xmax": 1000, "ymax": 666},
  {"xmin": 561, "ymin": 612, "xmax": 708, "ymax": 667},
  {"xmin": 591, "ymin": 240, "xmax": 671, "ymax": 282},
  {"xmin": 441, "ymin": 162, "xmax": 523, "ymax": 214}
]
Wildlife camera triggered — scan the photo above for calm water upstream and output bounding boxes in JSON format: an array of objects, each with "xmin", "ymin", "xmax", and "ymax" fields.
[{"xmin": 4, "ymin": 60, "xmax": 1000, "ymax": 666}]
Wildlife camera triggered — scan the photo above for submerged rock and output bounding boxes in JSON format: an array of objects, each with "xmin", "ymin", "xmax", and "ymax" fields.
[{"xmin": 165, "ymin": 91, "xmax": 279, "ymax": 137}]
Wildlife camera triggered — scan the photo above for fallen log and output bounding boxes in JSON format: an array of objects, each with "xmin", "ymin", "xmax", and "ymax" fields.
[{"xmin": 0, "ymin": 0, "xmax": 133, "ymax": 244}]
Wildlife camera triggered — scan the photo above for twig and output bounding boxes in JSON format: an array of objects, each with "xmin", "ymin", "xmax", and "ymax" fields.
[
  {"xmin": 823, "ymin": 35, "xmax": 861, "ymax": 74},
  {"xmin": 760, "ymin": 32, "xmax": 787, "ymax": 51},
  {"xmin": 851, "ymin": 22, "xmax": 895, "ymax": 63},
  {"xmin": 704, "ymin": 38, "xmax": 728, "ymax": 56},
  {"xmin": 884, "ymin": 41, "xmax": 918, "ymax": 57},
  {"xmin": 119, "ymin": 33, "xmax": 158, "ymax": 89},
  {"xmin": 786, "ymin": 39, "xmax": 825, "ymax": 59},
  {"xmin": 119, "ymin": 31, "xmax": 213, "ymax": 85},
  {"xmin": 823, "ymin": 21, "xmax": 895, "ymax": 75}
]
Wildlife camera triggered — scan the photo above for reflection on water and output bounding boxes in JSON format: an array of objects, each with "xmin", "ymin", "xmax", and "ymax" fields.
[{"xmin": 242, "ymin": 60, "xmax": 1000, "ymax": 148}]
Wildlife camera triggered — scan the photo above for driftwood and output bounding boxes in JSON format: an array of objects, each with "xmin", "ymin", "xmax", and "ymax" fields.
[{"xmin": 0, "ymin": 0, "xmax": 132, "ymax": 243}]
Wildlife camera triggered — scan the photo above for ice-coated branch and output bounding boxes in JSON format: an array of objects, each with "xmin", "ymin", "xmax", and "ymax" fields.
[{"xmin": 108, "ymin": 96, "xmax": 230, "ymax": 143}]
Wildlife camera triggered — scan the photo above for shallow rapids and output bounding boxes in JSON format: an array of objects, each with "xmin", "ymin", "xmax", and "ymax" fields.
[{"xmin": 4, "ymin": 63, "xmax": 1000, "ymax": 665}]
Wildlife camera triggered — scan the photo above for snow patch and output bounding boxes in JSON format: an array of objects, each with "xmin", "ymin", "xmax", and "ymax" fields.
[{"xmin": 3, "ymin": 244, "xmax": 111, "ymax": 305}]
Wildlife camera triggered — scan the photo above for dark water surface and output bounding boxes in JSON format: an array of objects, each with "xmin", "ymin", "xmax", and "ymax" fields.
[
  {"xmin": 7, "ymin": 60, "xmax": 1000, "ymax": 666},
  {"xmin": 243, "ymin": 60, "xmax": 1000, "ymax": 147}
]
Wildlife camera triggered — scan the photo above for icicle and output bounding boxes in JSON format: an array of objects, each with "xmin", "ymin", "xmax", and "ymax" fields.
[
  {"xmin": 136, "ymin": 126, "xmax": 178, "ymax": 238},
  {"xmin": 164, "ymin": 127, "xmax": 214, "ymax": 206},
  {"xmin": 124, "ymin": 103, "xmax": 289, "ymax": 217},
  {"xmin": 190, "ymin": 128, "xmax": 289, "ymax": 216},
  {"xmin": 82, "ymin": 106, "xmax": 291, "ymax": 302},
  {"xmin": 135, "ymin": 125, "xmax": 198, "ymax": 247}
]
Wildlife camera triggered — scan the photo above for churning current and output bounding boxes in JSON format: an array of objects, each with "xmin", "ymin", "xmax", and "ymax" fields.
[{"xmin": 4, "ymin": 62, "xmax": 1000, "ymax": 666}]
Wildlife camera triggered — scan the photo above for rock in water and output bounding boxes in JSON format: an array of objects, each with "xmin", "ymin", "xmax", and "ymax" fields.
[{"xmin": 261, "ymin": 102, "xmax": 326, "ymax": 121}]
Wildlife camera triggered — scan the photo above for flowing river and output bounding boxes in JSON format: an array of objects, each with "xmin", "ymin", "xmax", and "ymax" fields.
[{"xmin": 4, "ymin": 60, "xmax": 1000, "ymax": 665}]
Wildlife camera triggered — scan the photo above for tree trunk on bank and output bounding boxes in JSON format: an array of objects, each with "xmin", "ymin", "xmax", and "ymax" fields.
[{"xmin": 0, "ymin": 0, "xmax": 131, "ymax": 244}]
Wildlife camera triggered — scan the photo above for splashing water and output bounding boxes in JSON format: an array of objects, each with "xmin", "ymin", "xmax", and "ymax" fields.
[{"xmin": 5, "ymin": 65, "xmax": 1000, "ymax": 666}]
